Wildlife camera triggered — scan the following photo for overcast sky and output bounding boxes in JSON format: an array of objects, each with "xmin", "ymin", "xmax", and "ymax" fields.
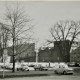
[{"xmin": 0, "ymin": 1, "xmax": 80, "ymax": 48}]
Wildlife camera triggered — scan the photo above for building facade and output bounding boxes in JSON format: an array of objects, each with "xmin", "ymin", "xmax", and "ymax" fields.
[
  {"xmin": 38, "ymin": 47, "xmax": 54, "ymax": 62},
  {"xmin": 70, "ymin": 47, "xmax": 80, "ymax": 63},
  {"xmin": 38, "ymin": 40, "xmax": 70, "ymax": 62},
  {"xmin": 1, "ymin": 43, "xmax": 36, "ymax": 62}
]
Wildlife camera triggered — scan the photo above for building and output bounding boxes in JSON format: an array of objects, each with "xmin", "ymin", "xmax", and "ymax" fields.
[
  {"xmin": 53, "ymin": 40, "xmax": 70, "ymax": 62},
  {"xmin": 0, "ymin": 43, "xmax": 36, "ymax": 62},
  {"xmin": 70, "ymin": 47, "xmax": 80, "ymax": 63},
  {"xmin": 38, "ymin": 40, "xmax": 70, "ymax": 62},
  {"xmin": 38, "ymin": 47, "xmax": 54, "ymax": 62},
  {"xmin": 70, "ymin": 41, "xmax": 80, "ymax": 52},
  {"xmin": 70, "ymin": 41, "xmax": 80, "ymax": 62}
]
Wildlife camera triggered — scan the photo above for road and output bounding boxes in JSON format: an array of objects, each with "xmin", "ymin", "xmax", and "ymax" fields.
[
  {"xmin": 0, "ymin": 67, "xmax": 80, "ymax": 80},
  {"xmin": 0, "ymin": 71, "xmax": 80, "ymax": 80},
  {"xmin": 1, "ymin": 75, "xmax": 80, "ymax": 80}
]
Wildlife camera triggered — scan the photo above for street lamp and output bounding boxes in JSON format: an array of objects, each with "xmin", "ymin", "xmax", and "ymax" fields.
[{"xmin": 35, "ymin": 49, "xmax": 39, "ymax": 63}]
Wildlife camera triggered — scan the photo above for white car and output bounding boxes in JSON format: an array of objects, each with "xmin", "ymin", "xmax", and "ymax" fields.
[
  {"xmin": 6, "ymin": 64, "xmax": 13, "ymax": 69},
  {"xmin": 54, "ymin": 63, "xmax": 74, "ymax": 74},
  {"xmin": 17, "ymin": 64, "xmax": 29, "ymax": 71}
]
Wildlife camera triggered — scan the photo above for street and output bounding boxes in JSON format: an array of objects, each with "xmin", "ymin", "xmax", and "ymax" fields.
[
  {"xmin": 1, "ymin": 74, "xmax": 80, "ymax": 80},
  {"xmin": 0, "ymin": 70, "xmax": 80, "ymax": 80}
]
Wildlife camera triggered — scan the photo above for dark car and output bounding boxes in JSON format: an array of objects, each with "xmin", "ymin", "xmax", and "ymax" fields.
[
  {"xmin": 67, "ymin": 62, "xmax": 75, "ymax": 67},
  {"xmin": 68, "ymin": 62, "xmax": 80, "ymax": 67},
  {"xmin": 34, "ymin": 64, "xmax": 48, "ymax": 71}
]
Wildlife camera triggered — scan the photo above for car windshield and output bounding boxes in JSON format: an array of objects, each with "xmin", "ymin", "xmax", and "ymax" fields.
[{"xmin": 61, "ymin": 64, "xmax": 68, "ymax": 68}]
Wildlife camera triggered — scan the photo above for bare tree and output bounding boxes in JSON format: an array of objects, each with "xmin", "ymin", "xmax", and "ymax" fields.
[
  {"xmin": 0, "ymin": 23, "xmax": 10, "ymax": 62},
  {"xmin": 4, "ymin": 5, "xmax": 33, "ymax": 72},
  {"xmin": 48, "ymin": 20, "xmax": 80, "ymax": 60}
]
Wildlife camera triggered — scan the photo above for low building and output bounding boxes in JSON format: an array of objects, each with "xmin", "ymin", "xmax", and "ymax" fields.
[
  {"xmin": 70, "ymin": 41, "xmax": 80, "ymax": 62},
  {"xmin": 0, "ymin": 43, "xmax": 36, "ymax": 62},
  {"xmin": 38, "ymin": 47, "xmax": 54, "ymax": 62},
  {"xmin": 70, "ymin": 47, "xmax": 80, "ymax": 63}
]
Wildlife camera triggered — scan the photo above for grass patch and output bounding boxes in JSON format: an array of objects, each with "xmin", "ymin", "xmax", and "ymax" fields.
[{"xmin": 0, "ymin": 71, "xmax": 53, "ymax": 78}]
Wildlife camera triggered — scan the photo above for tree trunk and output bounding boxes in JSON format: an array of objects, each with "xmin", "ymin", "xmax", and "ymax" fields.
[{"xmin": 12, "ymin": 27, "xmax": 15, "ymax": 72}]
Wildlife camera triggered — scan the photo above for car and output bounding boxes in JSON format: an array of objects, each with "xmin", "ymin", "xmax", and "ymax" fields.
[
  {"xmin": 68, "ymin": 62, "xmax": 80, "ymax": 67},
  {"xmin": 28, "ymin": 64, "xmax": 35, "ymax": 71},
  {"xmin": 54, "ymin": 63, "xmax": 74, "ymax": 74},
  {"xmin": 4, "ymin": 63, "xmax": 21, "ymax": 70},
  {"xmin": 1, "ymin": 64, "xmax": 12, "ymax": 69},
  {"xmin": 34, "ymin": 64, "xmax": 48, "ymax": 71},
  {"xmin": 67, "ymin": 62, "xmax": 76, "ymax": 67},
  {"xmin": 17, "ymin": 64, "xmax": 29, "ymax": 71},
  {"xmin": 28, "ymin": 64, "xmax": 35, "ymax": 67},
  {"xmin": 6, "ymin": 64, "xmax": 13, "ymax": 69},
  {"xmin": 1, "ymin": 64, "xmax": 6, "ymax": 69}
]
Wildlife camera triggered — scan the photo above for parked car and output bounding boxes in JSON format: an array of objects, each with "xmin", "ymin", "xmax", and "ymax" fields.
[
  {"xmin": 68, "ymin": 62, "xmax": 80, "ymax": 67},
  {"xmin": 1, "ymin": 64, "xmax": 6, "ymax": 69},
  {"xmin": 28, "ymin": 64, "xmax": 35, "ymax": 71},
  {"xmin": 28, "ymin": 64, "xmax": 35, "ymax": 67},
  {"xmin": 1, "ymin": 64, "xmax": 12, "ymax": 69},
  {"xmin": 54, "ymin": 63, "xmax": 74, "ymax": 74},
  {"xmin": 6, "ymin": 64, "xmax": 13, "ymax": 69},
  {"xmin": 34, "ymin": 64, "xmax": 48, "ymax": 71},
  {"xmin": 17, "ymin": 64, "xmax": 29, "ymax": 71},
  {"xmin": 4, "ymin": 63, "xmax": 21, "ymax": 70}
]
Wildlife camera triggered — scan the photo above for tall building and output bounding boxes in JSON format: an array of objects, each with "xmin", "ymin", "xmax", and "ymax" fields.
[
  {"xmin": 38, "ymin": 40, "xmax": 70, "ymax": 62},
  {"xmin": 53, "ymin": 40, "xmax": 70, "ymax": 62}
]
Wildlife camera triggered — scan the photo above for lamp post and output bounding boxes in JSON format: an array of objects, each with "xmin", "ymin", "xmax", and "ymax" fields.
[
  {"xmin": 57, "ymin": 56, "xmax": 59, "ymax": 63},
  {"xmin": 35, "ymin": 39, "xmax": 39, "ymax": 63},
  {"xmin": 35, "ymin": 49, "xmax": 38, "ymax": 63}
]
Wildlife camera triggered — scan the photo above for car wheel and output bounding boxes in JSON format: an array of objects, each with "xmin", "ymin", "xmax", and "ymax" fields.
[
  {"xmin": 55, "ymin": 70, "xmax": 58, "ymax": 74},
  {"xmin": 21, "ymin": 69, "xmax": 25, "ymax": 71},
  {"xmin": 17, "ymin": 68, "xmax": 19, "ymax": 71},
  {"xmin": 63, "ymin": 71, "xmax": 66, "ymax": 75},
  {"xmin": 70, "ymin": 73, "xmax": 73, "ymax": 75},
  {"xmin": 45, "ymin": 69, "xmax": 47, "ymax": 71}
]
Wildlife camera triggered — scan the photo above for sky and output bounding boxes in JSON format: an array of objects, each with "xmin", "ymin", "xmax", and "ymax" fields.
[{"xmin": 0, "ymin": 1, "xmax": 80, "ymax": 48}]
